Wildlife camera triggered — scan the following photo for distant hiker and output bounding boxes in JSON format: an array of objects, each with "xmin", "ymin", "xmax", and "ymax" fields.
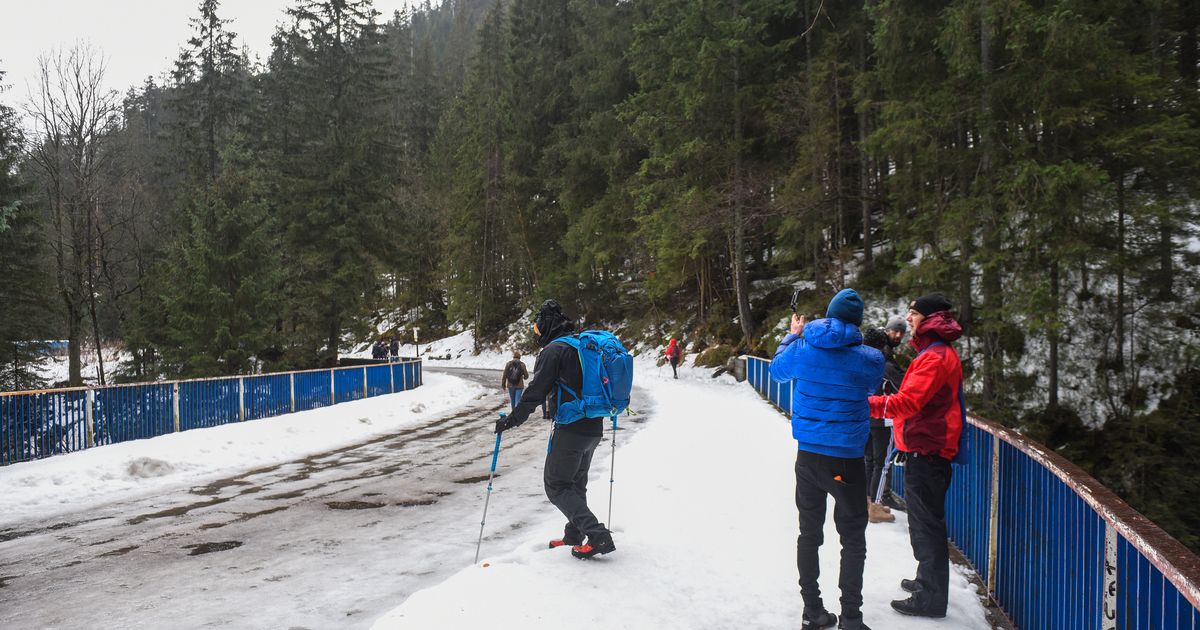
[
  {"xmin": 879, "ymin": 315, "xmax": 908, "ymax": 512},
  {"xmin": 493, "ymin": 300, "xmax": 616, "ymax": 559},
  {"xmin": 868, "ymin": 292, "xmax": 964, "ymax": 619},
  {"xmin": 389, "ymin": 337, "xmax": 400, "ymax": 360},
  {"xmin": 665, "ymin": 338, "xmax": 682, "ymax": 378},
  {"xmin": 885, "ymin": 315, "xmax": 907, "ymax": 348},
  {"xmin": 371, "ymin": 341, "xmax": 385, "ymax": 360},
  {"xmin": 861, "ymin": 329, "xmax": 899, "ymax": 525},
  {"xmin": 769, "ymin": 288, "xmax": 885, "ymax": 630},
  {"xmin": 501, "ymin": 351, "xmax": 529, "ymax": 412}
]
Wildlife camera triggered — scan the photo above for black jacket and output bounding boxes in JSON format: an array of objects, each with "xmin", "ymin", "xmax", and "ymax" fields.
[
  {"xmin": 871, "ymin": 349, "xmax": 906, "ymax": 428},
  {"xmin": 507, "ymin": 338, "xmax": 602, "ymax": 436}
]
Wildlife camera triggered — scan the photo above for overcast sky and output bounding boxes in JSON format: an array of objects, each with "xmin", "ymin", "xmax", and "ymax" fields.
[{"xmin": 0, "ymin": 0, "xmax": 415, "ymax": 109}]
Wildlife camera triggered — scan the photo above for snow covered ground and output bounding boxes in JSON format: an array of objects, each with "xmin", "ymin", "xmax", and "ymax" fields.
[
  {"xmin": 2, "ymin": 335, "xmax": 994, "ymax": 629},
  {"xmin": 371, "ymin": 361, "xmax": 994, "ymax": 630},
  {"xmin": 0, "ymin": 372, "xmax": 483, "ymax": 529}
]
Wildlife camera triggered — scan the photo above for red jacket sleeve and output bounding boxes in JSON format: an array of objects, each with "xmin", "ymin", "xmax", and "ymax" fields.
[{"xmin": 868, "ymin": 351, "xmax": 948, "ymax": 419}]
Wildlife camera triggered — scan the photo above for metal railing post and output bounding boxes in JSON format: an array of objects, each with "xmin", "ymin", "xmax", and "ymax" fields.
[
  {"xmin": 389, "ymin": 361, "xmax": 395, "ymax": 393},
  {"xmin": 85, "ymin": 388, "xmax": 95, "ymax": 448},
  {"xmin": 987, "ymin": 433, "xmax": 1000, "ymax": 595},
  {"xmin": 1103, "ymin": 523, "xmax": 1118, "ymax": 630},
  {"xmin": 330, "ymin": 369, "xmax": 335, "ymax": 406},
  {"xmin": 290, "ymin": 372, "xmax": 296, "ymax": 412},
  {"xmin": 238, "ymin": 377, "xmax": 246, "ymax": 421},
  {"xmin": 172, "ymin": 383, "xmax": 181, "ymax": 433},
  {"xmin": 363, "ymin": 366, "xmax": 368, "ymax": 398}
]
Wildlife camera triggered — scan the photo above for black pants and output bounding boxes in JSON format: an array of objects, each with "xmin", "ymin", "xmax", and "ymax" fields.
[
  {"xmin": 544, "ymin": 426, "xmax": 606, "ymax": 541},
  {"xmin": 669, "ymin": 357, "xmax": 679, "ymax": 378},
  {"xmin": 903, "ymin": 453, "xmax": 953, "ymax": 613},
  {"xmin": 864, "ymin": 425, "xmax": 890, "ymax": 500},
  {"xmin": 794, "ymin": 450, "xmax": 868, "ymax": 619}
]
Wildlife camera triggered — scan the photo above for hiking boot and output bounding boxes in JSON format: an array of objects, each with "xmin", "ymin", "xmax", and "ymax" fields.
[
  {"xmin": 890, "ymin": 595, "xmax": 946, "ymax": 618},
  {"xmin": 900, "ymin": 578, "xmax": 921, "ymax": 593},
  {"xmin": 571, "ymin": 532, "xmax": 615, "ymax": 559},
  {"xmin": 801, "ymin": 609, "xmax": 837, "ymax": 629},
  {"xmin": 549, "ymin": 528, "xmax": 584, "ymax": 549},
  {"xmin": 867, "ymin": 502, "xmax": 895, "ymax": 523},
  {"xmin": 837, "ymin": 616, "xmax": 871, "ymax": 630}
]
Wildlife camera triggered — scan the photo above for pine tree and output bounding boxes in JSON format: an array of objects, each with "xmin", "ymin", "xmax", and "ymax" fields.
[
  {"xmin": 158, "ymin": 140, "xmax": 284, "ymax": 376},
  {"xmin": 0, "ymin": 71, "xmax": 53, "ymax": 390},
  {"xmin": 270, "ymin": 0, "xmax": 402, "ymax": 365}
]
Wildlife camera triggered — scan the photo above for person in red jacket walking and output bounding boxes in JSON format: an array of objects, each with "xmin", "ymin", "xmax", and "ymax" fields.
[
  {"xmin": 867, "ymin": 292, "xmax": 963, "ymax": 619},
  {"xmin": 665, "ymin": 338, "xmax": 682, "ymax": 379}
]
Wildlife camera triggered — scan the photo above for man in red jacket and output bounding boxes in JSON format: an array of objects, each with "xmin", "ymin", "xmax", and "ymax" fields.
[{"xmin": 867, "ymin": 292, "xmax": 963, "ymax": 619}]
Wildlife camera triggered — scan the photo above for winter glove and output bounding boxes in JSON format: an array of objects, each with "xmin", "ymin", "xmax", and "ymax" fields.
[{"xmin": 494, "ymin": 413, "xmax": 524, "ymax": 434}]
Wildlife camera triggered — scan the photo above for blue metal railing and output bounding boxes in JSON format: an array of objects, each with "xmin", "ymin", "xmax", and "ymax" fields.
[
  {"xmin": 745, "ymin": 355, "xmax": 1200, "ymax": 629},
  {"xmin": 0, "ymin": 359, "xmax": 424, "ymax": 465}
]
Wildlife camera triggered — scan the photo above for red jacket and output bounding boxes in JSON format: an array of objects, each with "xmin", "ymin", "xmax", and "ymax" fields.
[{"xmin": 868, "ymin": 312, "xmax": 964, "ymax": 460}]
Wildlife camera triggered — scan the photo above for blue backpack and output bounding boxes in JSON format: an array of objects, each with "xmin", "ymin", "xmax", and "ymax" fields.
[{"xmin": 552, "ymin": 331, "xmax": 634, "ymax": 425}]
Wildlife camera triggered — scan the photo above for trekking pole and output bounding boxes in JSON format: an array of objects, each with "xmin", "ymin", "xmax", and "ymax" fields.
[
  {"xmin": 607, "ymin": 415, "xmax": 618, "ymax": 526},
  {"xmin": 474, "ymin": 418, "xmax": 504, "ymax": 564}
]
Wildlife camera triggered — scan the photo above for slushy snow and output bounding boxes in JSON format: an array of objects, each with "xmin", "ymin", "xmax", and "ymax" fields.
[
  {"xmin": 371, "ymin": 360, "xmax": 993, "ymax": 630},
  {"xmin": 0, "ymin": 371, "xmax": 483, "ymax": 528}
]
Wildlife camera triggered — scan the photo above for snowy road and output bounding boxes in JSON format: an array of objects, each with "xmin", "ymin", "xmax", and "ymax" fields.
[{"xmin": 0, "ymin": 368, "xmax": 653, "ymax": 630}]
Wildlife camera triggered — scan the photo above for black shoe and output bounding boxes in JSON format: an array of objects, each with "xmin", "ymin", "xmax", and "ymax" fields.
[
  {"xmin": 900, "ymin": 578, "xmax": 921, "ymax": 593},
  {"xmin": 881, "ymin": 491, "xmax": 907, "ymax": 512},
  {"xmin": 890, "ymin": 595, "xmax": 946, "ymax": 618},
  {"xmin": 838, "ymin": 617, "xmax": 871, "ymax": 630},
  {"xmin": 801, "ymin": 610, "xmax": 837, "ymax": 629},
  {"xmin": 571, "ymin": 532, "xmax": 615, "ymax": 559}
]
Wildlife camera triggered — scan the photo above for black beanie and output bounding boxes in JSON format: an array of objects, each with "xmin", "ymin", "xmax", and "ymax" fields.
[
  {"xmin": 862, "ymin": 328, "xmax": 889, "ymax": 351},
  {"xmin": 910, "ymin": 292, "xmax": 954, "ymax": 317}
]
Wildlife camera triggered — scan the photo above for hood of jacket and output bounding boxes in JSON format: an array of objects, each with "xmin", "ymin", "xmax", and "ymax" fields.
[
  {"xmin": 534, "ymin": 300, "xmax": 576, "ymax": 347},
  {"xmin": 802, "ymin": 317, "xmax": 864, "ymax": 349},
  {"xmin": 910, "ymin": 311, "xmax": 963, "ymax": 351}
]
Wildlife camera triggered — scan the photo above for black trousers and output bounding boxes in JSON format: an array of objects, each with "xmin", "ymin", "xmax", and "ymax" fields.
[
  {"xmin": 794, "ymin": 450, "xmax": 868, "ymax": 618},
  {"xmin": 903, "ymin": 453, "xmax": 953, "ymax": 613},
  {"xmin": 864, "ymin": 425, "xmax": 890, "ymax": 500},
  {"xmin": 544, "ymin": 426, "xmax": 606, "ymax": 541}
]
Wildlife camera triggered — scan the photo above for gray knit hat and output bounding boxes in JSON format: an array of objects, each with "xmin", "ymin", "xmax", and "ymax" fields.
[{"xmin": 885, "ymin": 315, "xmax": 907, "ymax": 333}]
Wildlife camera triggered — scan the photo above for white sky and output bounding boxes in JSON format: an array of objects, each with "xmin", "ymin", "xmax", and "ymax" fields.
[{"xmin": 0, "ymin": 0, "xmax": 416, "ymax": 109}]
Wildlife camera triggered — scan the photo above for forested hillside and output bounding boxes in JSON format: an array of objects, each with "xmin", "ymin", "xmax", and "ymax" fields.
[{"xmin": 0, "ymin": 0, "xmax": 1197, "ymax": 547}]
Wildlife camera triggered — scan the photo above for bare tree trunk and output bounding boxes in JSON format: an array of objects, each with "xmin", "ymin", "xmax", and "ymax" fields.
[
  {"xmin": 731, "ymin": 6, "xmax": 756, "ymax": 344},
  {"xmin": 1048, "ymin": 260, "xmax": 1059, "ymax": 407}
]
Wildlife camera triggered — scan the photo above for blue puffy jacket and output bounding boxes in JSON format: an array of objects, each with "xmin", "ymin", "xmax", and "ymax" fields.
[{"xmin": 769, "ymin": 318, "xmax": 885, "ymax": 458}]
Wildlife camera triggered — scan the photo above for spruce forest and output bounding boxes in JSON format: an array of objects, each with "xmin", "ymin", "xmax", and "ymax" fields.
[{"xmin": 0, "ymin": 0, "xmax": 1197, "ymax": 549}]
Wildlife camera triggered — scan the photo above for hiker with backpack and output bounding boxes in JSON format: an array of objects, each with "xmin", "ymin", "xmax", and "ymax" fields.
[
  {"xmin": 493, "ymin": 299, "xmax": 633, "ymax": 559},
  {"xmin": 769, "ymin": 288, "xmax": 884, "ymax": 630},
  {"xmin": 665, "ymin": 338, "xmax": 684, "ymax": 378},
  {"xmin": 501, "ymin": 351, "xmax": 529, "ymax": 411},
  {"xmin": 867, "ymin": 292, "xmax": 965, "ymax": 619}
]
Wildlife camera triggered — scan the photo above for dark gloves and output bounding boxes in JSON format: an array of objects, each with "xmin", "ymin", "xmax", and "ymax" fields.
[{"xmin": 494, "ymin": 413, "xmax": 525, "ymax": 434}]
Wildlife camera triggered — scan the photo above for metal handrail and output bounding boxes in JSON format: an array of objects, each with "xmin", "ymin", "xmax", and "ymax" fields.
[
  {"xmin": 0, "ymin": 358, "xmax": 423, "ymax": 397},
  {"xmin": 744, "ymin": 354, "xmax": 1200, "ymax": 626}
]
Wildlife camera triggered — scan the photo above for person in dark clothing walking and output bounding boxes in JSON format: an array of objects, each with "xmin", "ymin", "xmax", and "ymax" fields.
[
  {"xmin": 868, "ymin": 292, "xmax": 965, "ymax": 619},
  {"xmin": 501, "ymin": 351, "xmax": 529, "ymax": 411},
  {"xmin": 389, "ymin": 337, "xmax": 400, "ymax": 361},
  {"xmin": 861, "ymin": 329, "xmax": 899, "ymax": 524},
  {"xmin": 494, "ymin": 300, "xmax": 615, "ymax": 559},
  {"xmin": 769, "ymin": 288, "xmax": 884, "ymax": 630}
]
